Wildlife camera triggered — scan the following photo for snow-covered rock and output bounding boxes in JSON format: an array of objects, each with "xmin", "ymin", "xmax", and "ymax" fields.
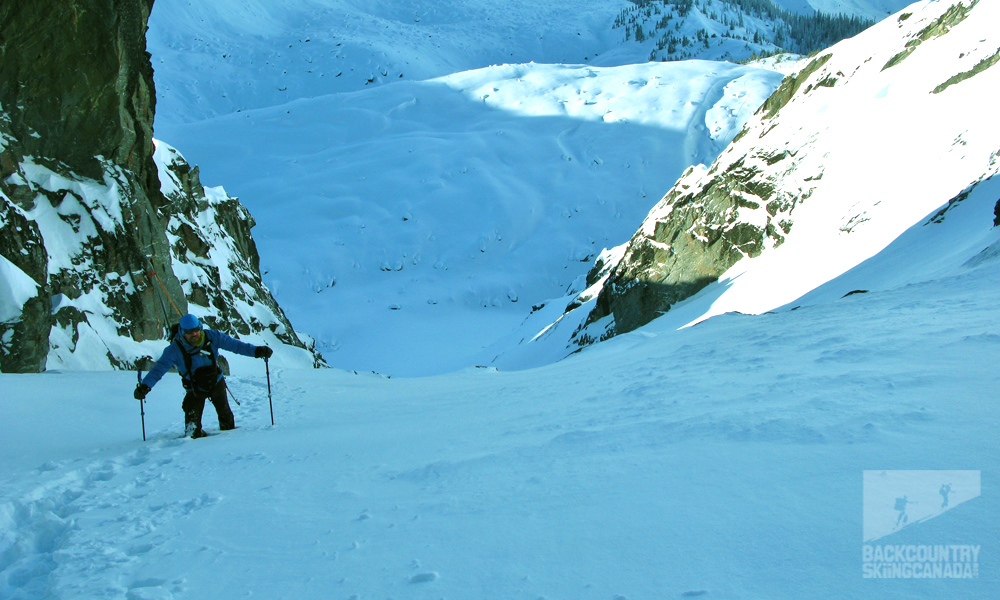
[
  {"xmin": 508, "ymin": 0, "xmax": 999, "ymax": 359},
  {"xmin": 0, "ymin": 1, "xmax": 323, "ymax": 372}
]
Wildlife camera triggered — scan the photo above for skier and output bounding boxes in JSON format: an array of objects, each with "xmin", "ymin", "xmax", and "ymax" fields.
[
  {"xmin": 134, "ymin": 313, "xmax": 273, "ymax": 438},
  {"xmin": 940, "ymin": 484, "xmax": 952, "ymax": 508},
  {"xmin": 894, "ymin": 495, "xmax": 913, "ymax": 528}
]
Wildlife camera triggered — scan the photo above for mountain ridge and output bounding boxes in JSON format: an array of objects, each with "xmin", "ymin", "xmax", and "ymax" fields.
[{"xmin": 497, "ymin": 0, "xmax": 999, "ymax": 364}]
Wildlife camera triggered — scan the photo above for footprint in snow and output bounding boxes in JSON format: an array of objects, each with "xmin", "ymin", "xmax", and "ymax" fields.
[
  {"xmin": 37, "ymin": 460, "xmax": 62, "ymax": 472},
  {"xmin": 125, "ymin": 580, "xmax": 174, "ymax": 600},
  {"xmin": 126, "ymin": 542, "xmax": 156, "ymax": 556},
  {"xmin": 409, "ymin": 572, "xmax": 439, "ymax": 584}
]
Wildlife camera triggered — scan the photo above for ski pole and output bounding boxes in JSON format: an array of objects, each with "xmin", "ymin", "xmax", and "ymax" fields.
[
  {"xmin": 137, "ymin": 369, "xmax": 147, "ymax": 442},
  {"xmin": 225, "ymin": 381, "xmax": 241, "ymax": 406},
  {"xmin": 265, "ymin": 357, "xmax": 274, "ymax": 426}
]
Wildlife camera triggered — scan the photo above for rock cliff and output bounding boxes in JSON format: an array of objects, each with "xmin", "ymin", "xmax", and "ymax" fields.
[
  {"xmin": 570, "ymin": 0, "xmax": 998, "ymax": 345},
  {"xmin": 0, "ymin": 0, "xmax": 323, "ymax": 372},
  {"xmin": 487, "ymin": 0, "xmax": 999, "ymax": 367}
]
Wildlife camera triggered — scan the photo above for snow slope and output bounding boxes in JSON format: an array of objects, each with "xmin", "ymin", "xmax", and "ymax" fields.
[
  {"xmin": 494, "ymin": 0, "xmax": 1000, "ymax": 369},
  {"xmin": 2, "ymin": 177, "xmax": 997, "ymax": 597},
  {"xmin": 146, "ymin": 0, "xmax": 903, "ymax": 123},
  {"xmin": 3, "ymin": 1, "xmax": 998, "ymax": 596},
  {"xmin": 146, "ymin": 0, "xmax": 925, "ymax": 376},
  {"xmin": 156, "ymin": 61, "xmax": 783, "ymax": 376},
  {"xmin": 147, "ymin": 0, "xmax": 637, "ymax": 123},
  {"xmin": 682, "ymin": 0, "xmax": 1000, "ymax": 324},
  {"xmin": 150, "ymin": 1, "xmax": 787, "ymax": 376}
]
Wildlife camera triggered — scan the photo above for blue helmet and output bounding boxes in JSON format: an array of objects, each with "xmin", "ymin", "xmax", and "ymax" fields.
[{"xmin": 179, "ymin": 313, "xmax": 202, "ymax": 331}]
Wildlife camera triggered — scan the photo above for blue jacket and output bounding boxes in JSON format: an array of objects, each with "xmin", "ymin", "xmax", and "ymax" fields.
[{"xmin": 142, "ymin": 329, "xmax": 258, "ymax": 389}]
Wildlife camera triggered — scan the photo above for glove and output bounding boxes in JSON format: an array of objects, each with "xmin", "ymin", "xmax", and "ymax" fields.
[
  {"xmin": 254, "ymin": 346, "xmax": 273, "ymax": 359},
  {"xmin": 134, "ymin": 383, "xmax": 151, "ymax": 400}
]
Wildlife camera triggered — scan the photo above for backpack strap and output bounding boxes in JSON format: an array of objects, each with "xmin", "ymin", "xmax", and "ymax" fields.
[{"xmin": 175, "ymin": 336, "xmax": 218, "ymax": 381}]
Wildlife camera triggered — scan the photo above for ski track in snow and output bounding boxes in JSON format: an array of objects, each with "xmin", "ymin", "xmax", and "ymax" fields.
[
  {"xmin": 4, "ymin": 1, "xmax": 1000, "ymax": 598},
  {"xmin": 2, "ymin": 445, "xmax": 203, "ymax": 599},
  {"xmin": 0, "ymin": 376, "xmax": 290, "ymax": 600},
  {"xmin": 4, "ymin": 261, "xmax": 999, "ymax": 598}
]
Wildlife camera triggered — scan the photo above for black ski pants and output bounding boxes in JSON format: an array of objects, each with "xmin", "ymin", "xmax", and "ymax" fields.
[{"xmin": 182, "ymin": 378, "xmax": 235, "ymax": 431}]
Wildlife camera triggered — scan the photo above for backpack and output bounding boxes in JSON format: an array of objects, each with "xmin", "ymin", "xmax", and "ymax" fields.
[{"xmin": 169, "ymin": 323, "xmax": 221, "ymax": 393}]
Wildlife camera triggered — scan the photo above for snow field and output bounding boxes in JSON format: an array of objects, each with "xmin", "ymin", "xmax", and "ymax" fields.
[
  {"xmin": 4, "ymin": 1, "xmax": 997, "ymax": 598},
  {"xmin": 2, "ymin": 241, "xmax": 998, "ymax": 598},
  {"xmin": 155, "ymin": 60, "xmax": 784, "ymax": 376},
  {"xmin": 630, "ymin": 0, "xmax": 1000, "ymax": 330},
  {"xmin": 5, "ymin": 166, "xmax": 1000, "ymax": 597},
  {"xmin": 147, "ymin": 0, "xmax": 637, "ymax": 123}
]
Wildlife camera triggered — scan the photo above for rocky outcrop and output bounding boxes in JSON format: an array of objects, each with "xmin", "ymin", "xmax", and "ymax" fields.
[
  {"xmin": 581, "ymin": 145, "xmax": 807, "ymax": 335},
  {"xmin": 574, "ymin": 52, "xmax": 828, "ymax": 337},
  {"xmin": 565, "ymin": 0, "xmax": 997, "ymax": 347},
  {"xmin": 153, "ymin": 141, "xmax": 324, "ymax": 367},
  {"xmin": 0, "ymin": 0, "xmax": 323, "ymax": 371},
  {"xmin": 0, "ymin": 0, "xmax": 158, "ymax": 184}
]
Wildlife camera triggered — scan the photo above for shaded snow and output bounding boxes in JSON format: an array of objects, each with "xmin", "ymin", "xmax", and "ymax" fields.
[
  {"xmin": 1, "ymin": 0, "xmax": 998, "ymax": 598},
  {"xmin": 0, "ymin": 256, "xmax": 38, "ymax": 323},
  {"xmin": 2, "ymin": 225, "xmax": 998, "ymax": 597},
  {"xmin": 155, "ymin": 59, "xmax": 783, "ymax": 376}
]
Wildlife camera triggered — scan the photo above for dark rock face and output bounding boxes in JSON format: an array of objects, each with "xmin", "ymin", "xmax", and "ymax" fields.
[
  {"xmin": 1, "ymin": 0, "xmax": 168, "ymax": 370},
  {"xmin": 571, "ymin": 53, "xmax": 835, "ymax": 343},
  {"xmin": 0, "ymin": 0, "xmax": 323, "ymax": 371},
  {"xmin": 0, "ymin": 0, "xmax": 157, "ymax": 184},
  {"xmin": 580, "ymin": 144, "xmax": 806, "ymax": 337},
  {"xmin": 0, "ymin": 196, "xmax": 50, "ymax": 371}
]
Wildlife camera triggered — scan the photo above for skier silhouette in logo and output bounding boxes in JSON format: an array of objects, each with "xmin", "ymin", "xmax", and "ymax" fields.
[
  {"xmin": 894, "ymin": 495, "xmax": 914, "ymax": 528},
  {"xmin": 940, "ymin": 484, "xmax": 952, "ymax": 509}
]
